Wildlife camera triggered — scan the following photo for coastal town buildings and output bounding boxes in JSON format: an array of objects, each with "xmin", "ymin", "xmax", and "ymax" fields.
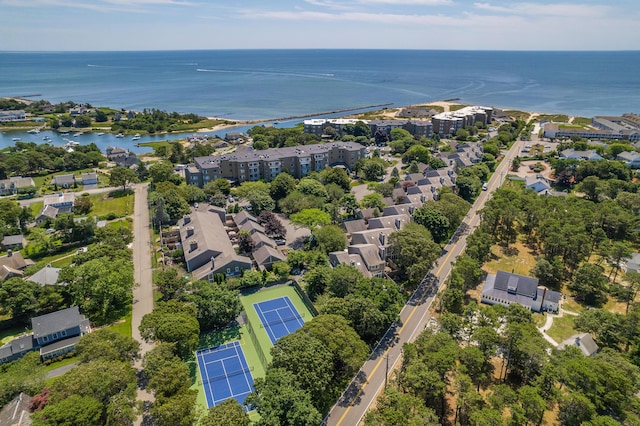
[
  {"xmin": 186, "ymin": 141, "xmax": 366, "ymax": 185},
  {"xmin": 0, "ymin": 110, "xmax": 26, "ymax": 122},
  {"xmin": 0, "ymin": 176, "xmax": 35, "ymax": 196},
  {"xmin": 431, "ymin": 106, "xmax": 493, "ymax": 135},
  {"xmin": 543, "ymin": 114, "xmax": 640, "ymax": 141}
]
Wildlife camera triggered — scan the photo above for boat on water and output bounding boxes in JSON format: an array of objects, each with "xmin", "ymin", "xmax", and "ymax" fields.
[
  {"xmin": 12, "ymin": 137, "xmax": 21, "ymax": 141},
  {"xmin": 43, "ymin": 136, "xmax": 51, "ymax": 141},
  {"xmin": 65, "ymin": 141, "xmax": 80, "ymax": 148},
  {"xmin": 132, "ymin": 134, "xmax": 141, "ymax": 141},
  {"xmin": 73, "ymin": 132, "xmax": 83, "ymax": 137},
  {"xmin": 97, "ymin": 132, "xmax": 105, "ymax": 136},
  {"xmin": 115, "ymin": 133, "xmax": 125, "ymax": 138},
  {"xmin": 27, "ymin": 128, "xmax": 41, "ymax": 134}
]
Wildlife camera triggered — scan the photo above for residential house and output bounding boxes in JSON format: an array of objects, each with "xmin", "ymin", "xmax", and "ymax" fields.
[
  {"xmin": 52, "ymin": 174, "xmax": 76, "ymax": 189},
  {"xmin": 368, "ymin": 214, "xmax": 411, "ymax": 231},
  {"xmin": 481, "ymin": 270, "xmax": 561, "ymax": 313},
  {"xmin": 0, "ymin": 251, "xmax": 34, "ymax": 281},
  {"xmin": 178, "ymin": 212, "xmax": 252, "ymax": 281},
  {"xmin": 0, "ymin": 392, "xmax": 32, "ymax": 426},
  {"xmin": 106, "ymin": 146, "xmax": 129, "ymax": 161},
  {"xmin": 328, "ymin": 250, "xmax": 372, "ymax": 278},
  {"xmin": 525, "ymin": 175, "xmax": 551, "ymax": 194},
  {"xmin": 616, "ymin": 151, "xmax": 640, "ymax": 168},
  {"xmin": 559, "ymin": 149, "xmax": 603, "ymax": 161},
  {"xmin": 251, "ymin": 232, "xmax": 276, "ymax": 250},
  {"xmin": 0, "ymin": 334, "xmax": 35, "ymax": 365},
  {"xmin": 37, "ymin": 193, "xmax": 75, "ymax": 223},
  {"xmin": 32, "ymin": 306, "xmax": 91, "ymax": 360},
  {"xmin": 0, "ymin": 176, "xmax": 35, "ymax": 196},
  {"xmin": 348, "ymin": 244, "xmax": 385, "ymax": 277},
  {"xmin": 253, "ymin": 245, "xmax": 286, "ymax": 271},
  {"xmin": 343, "ymin": 219, "xmax": 367, "ymax": 235},
  {"xmin": 81, "ymin": 172, "xmax": 98, "ymax": 185},
  {"xmin": 0, "ymin": 110, "xmax": 26, "ymax": 122},
  {"xmin": 1, "ymin": 234, "xmax": 26, "ymax": 251},
  {"xmin": 27, "ymin": 265, "xmax": 61, "ymax": 287},
  {"xmin": 557, "ymin": 333, "xmax": 599, "ymax": 357},
  {"xmin": 383, "ymin": 204, "xmax": 415, "ymax": 217}
]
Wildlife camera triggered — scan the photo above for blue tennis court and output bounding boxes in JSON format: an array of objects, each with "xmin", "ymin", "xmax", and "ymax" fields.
[
  {"xmin": 253, "ymin": 296, "xmax": 305, "ymax": 344},
  {"xmin": 196, "ymin": 341, "xmax": 254, "ymax": 408}
]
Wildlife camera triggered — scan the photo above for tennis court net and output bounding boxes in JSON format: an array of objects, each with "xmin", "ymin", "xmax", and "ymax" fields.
[
  {"xmin": 259, "ymin": 312, "xmax": 305, "ymax": 328},
  {"xmin": 203, "ymin": 365, "xmax": 253, "ymax": 384}
]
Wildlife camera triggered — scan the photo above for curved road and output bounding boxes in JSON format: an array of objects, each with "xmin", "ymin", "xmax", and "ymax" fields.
[{"xmin": 325, "ymin": 138, "xmax": 524, "ymax": 426}]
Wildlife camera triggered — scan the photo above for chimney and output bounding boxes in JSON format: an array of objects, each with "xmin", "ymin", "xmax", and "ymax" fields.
[
  {"xmin": 379, "ymin": 247, "xmax": 386, "ymax": 260},
  {"xmin": 409, "ymin": 205, "xmax": 415, "ymax": 215},
  {"xmin": 7, "ymin": 249, "xmax": 12, "ymax": 257},
  {"xmin": 448, "ymin": 169, "xmax": 454, "ymax": 176},
  {"xmin": 575, "ymin": 336, "xmax": 581, "ymax": 347},
  {"xmin": 210, "ymin": 256, "xmax": 215, "ymax": 270},
  {"xmin": 431, "ymin": 186, "xmax": 436, "ymax": 193},
  {"xmin": 379, "ymin": 232, "xmax": 386, "ymax": 245},
  {"xmin": 186, "ymin": 226, "xmax": 194, "ymax": 237},
  {"xmin": 420, "ymin": 195, "xmax": 426, "ymax": 203},
  {"xmin": 395, "ymin": 218, "xmax": 401, "ymax": 229},
  {"xmin": 440, "ymin": 177, "xmax": 445, "ymax": 184},
  {"xmin": 189, "ymin": 240, "xmax": 198, "ymax": 252},
  {"xmin": 183, "ymin": 215, "xmax": 191, "ymax": 225}
]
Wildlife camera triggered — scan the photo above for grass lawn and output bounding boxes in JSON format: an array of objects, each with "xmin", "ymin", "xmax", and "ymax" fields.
[
  {"xmin": 43, "ymin": 355, "xmax": 77, "ymax": 373},
  {"xmin": 0, "ymin": 325, "xmax": 29, "ymax": 345},
  {"xmin": 483, "ymin": 240, "xmax": 537, "ymax": 276},
  {"xmin": 537, "ymin": 114, "xmax": 569, "ymax": 123},
  {"xmin": 89, "ymin": 190, "xmax": 133, "ymax": 218},
  {"xmin": 505, "ymin": 110, "xmax": 531, "ymax": 121},
  {"xmin": 449, "ymin": 104, "xmax": 468, "ymax": 112},
  {"xmin": 571, "ymin": 117, "xmax": 592, "ymax": 126},
  {"xmin": 532, "ymin": 313, "xmax": 546, "ymax": 328},
  {"xmin": 562, "ymin": 297, "xmax": 585, "ymax": 314},
  {"xmin": 30, "ymin": 201, "xmax": 44, "ymax": 217},
  {"xmin": 106, "ymin": 219, "xmax": 133, "ymax": 231},
  {"xmin": 103, "ymin": 309, "xmax": 132, "ymax": 337},
  {"xmin": 546, "ymin": 315, "xmax": 576, "ymax": 343}
]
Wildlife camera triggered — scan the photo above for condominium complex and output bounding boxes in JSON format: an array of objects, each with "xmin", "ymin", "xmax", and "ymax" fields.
[
  {"xmin": 186, "ymin": 141, "xmax": 366, "ymax": 186},
  {"xmin": 543, "ymin": 114, "xmax": 640, "ymax": 142},
  {"xmin": 431, "ymin": 106, "xmax": 493, "ymax": 135}
]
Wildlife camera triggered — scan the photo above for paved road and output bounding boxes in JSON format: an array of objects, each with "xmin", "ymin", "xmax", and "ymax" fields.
[
  {"xmin": 130, "ymin": 183, "xmax": 155, "ymax": 425},
  {"xmin": 325, "ymin": 139, "xmax": 524, "ymax": 426}
]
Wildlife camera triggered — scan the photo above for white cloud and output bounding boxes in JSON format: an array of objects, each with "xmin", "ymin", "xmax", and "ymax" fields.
[
  {"xmin": 474, "ymin": 2, "xmax": 611, "ymax": 18},
  {"xmin": 0, "ymin": 0, "xmax": 196, "ymax": 12},
  {"xmin": 357, "ymin": 0, "xmax": 452, "ymax": 4}
]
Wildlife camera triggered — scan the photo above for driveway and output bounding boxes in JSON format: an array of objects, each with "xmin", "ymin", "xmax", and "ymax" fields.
[{"xmin": 276, "ymin": 214, "xmax": 311, "ymax": 250}]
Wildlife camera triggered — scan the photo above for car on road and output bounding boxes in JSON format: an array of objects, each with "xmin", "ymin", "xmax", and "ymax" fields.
[
  {"xmin": 274, "ymin": 238, "xmax": 286, "ymax": 246},
  {"xmin": 482, "ymin": 183, "xmax": 488, "ymax": 191}
]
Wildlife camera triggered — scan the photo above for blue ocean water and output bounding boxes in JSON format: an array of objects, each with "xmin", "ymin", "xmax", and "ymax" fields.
[{"xmin": 1, "ymin": 50, "xmax": 639, "ymax": 151}]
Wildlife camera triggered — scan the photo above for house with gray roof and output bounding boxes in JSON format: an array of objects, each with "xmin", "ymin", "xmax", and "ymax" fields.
[
  {"xmin": 368, "ymin": 214, "xmax": 411, "ymax": 231},
  {"xmin": 343, "ymin": 219, "xmax": 367, "ymax": 235},
  {"xmin": 0, "ymin": 334, "xmax": 35, "ymax": 364},
  {"xmin": 253, "ymin": 245, "xmax": 286, "ymax": 271},
  {"xmin": 178, "ymin": 211, "xmax": 252, "ymax": 281},
  {"xmin": 81, "ymin": 172, "xmax": 98, "ymax": 185},
  {"xmin": 481, "ymin": 270, "xmax": 560, "ymax": 313},
  {"xmin": 525, "ymin": 175, "xmax": 551, "ymax": 194},
  {"xmin": 1, "ymin": 234, "xmax": 26, "ymax": 251},
  {"xmin": 52, "ymin": 174, "xmax": 76, "ymax": 189},
  {"xmin": 328, "ymin": 250, "xmax": 372, "ymax": 278},
  {"xmin": 348, "ymin": 244, "xmax": 385, "ymax": 278},
  {"xmin": 32, "ymin": 307, "xmax": 91, "ymax": 360},
  {"xmin": 383, "ymin": 204, "xmax": 415, "ymax": 217},
  {"xmin": 27, "ymin": 265, "xmax": 61, "ymax": 287},
  {"xmin": 251, "ymin": 232, "xmax": 276, "ymax": 250},
  {"xmin": 616, "ymin": 151, "xmax": 640, "ymax": 168},
  {"xmin": 559, "ymin": 149, "xmax": 603, "ymax": 161},
  {"xmin": 557, "ymin": 333, "xmax": 599, "ymax": 357},
  {"xmin": 0, "ymin": 176, "xmax": 35, "ymax": 195}
]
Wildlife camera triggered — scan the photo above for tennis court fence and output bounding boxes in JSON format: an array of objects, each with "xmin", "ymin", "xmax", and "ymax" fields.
[
  {"xmin": 245, "ymin": 315, "xmax": 268, "ymax": 370},
  {"xmin": 259, "ymin": 312, "xmax": 305, "ymax": 328}
]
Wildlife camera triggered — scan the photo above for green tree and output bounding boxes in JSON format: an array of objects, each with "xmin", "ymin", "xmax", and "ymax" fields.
[
  {"xmin": 290, "ymin": 208, "xmax": 331, "ymax": 228},
  {"xmin": 32, "ymin": 395, "xmax": 103, "ymax": 426},
  {"xmin": 149, "ymin": 162, "xmax": 176, "ymax": 184},
  {"xmin": 247, "ymin": 189, "xmax": 276, "ymax": 213},
  {"xmin": 271, "ymin": 331, "xmax": 334, "ymax": 412},
  {"xmin": 0, "ymin": 352, "xmax": 46, "ymax": 408},
  {"xmin": 413, "ymin": 206, "xmax": 450, "ymax": 243},
  {"xmin": 314, "ymin": 224, "xmax": 347, "ymax": 253},
  {"xmin": 248, "ymin": 368, "xmax": 322, "ymax": 426},
  {"xmin": 569, "ymin": 263, "xmax": 608, "ymax": 307},
  {"xmin": 109, "ymin": 166, "xmax": 138, "ymax": 191},
  {"xmin": 150, "ymin": 389, "xmax": 197, "ymax": 426},
  {"xmin": 139, "ymin": 301, "xmax": 200, "ymax": 358},
  {"xmin": 365, "ymin": 387, "xmax": 440, "ymax": 426},
  {"xmin": 269, "ymin": 173, "xmax": 297, "ymax": 201},
  {"xmin": 185, "ymin": 280, "xmax": 242, "ymax": 331},
  {"xmin": 389, "ymin": 222, "xmax": 440, "ymax": 286},
  {"xmin": 155, "ymin": 268, "xmax": 185, "ymax": 302},
  {"xmin": 321, "ymin": 167, "xmax": 351, "ymax": 192},
  {"xmin": 327, "ymin": 264, "xmax": 363, "ymax": 298},
  {"xmin": 558, "ymin": 392, "xmax": 596, "ymax": 426},
  {"xmin": 76, "ymin": 329, "xmax": 140, "ymax": 364},
  {"xmin": 148, "ymin": 360, "xmax": 191, "ymax": 400},
  {"xmin": 202, "ymin": 399, "xmax": 250, "ymax": 426},
  {"xmin": 530, "ymin": 256, "xmax": 565, "ymax": 290},
  {"xmin": 0, "ymin": 278, "xmax": 40, "ymax": 321},
  {"xmin": 361, "ymin": 193, "xmax": 385, "ymax": 210}
]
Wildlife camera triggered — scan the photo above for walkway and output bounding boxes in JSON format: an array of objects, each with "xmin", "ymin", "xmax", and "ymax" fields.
[
  {"xmin": 131, "ymin": 183, "xmax": 155, "ymax": 425},
  {"xmin": 536, "ymin": 306, "xmax": 580, "ymax": 348}
]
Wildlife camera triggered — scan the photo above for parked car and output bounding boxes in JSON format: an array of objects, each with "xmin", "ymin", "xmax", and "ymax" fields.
[{"xmin": 274, "ymin": 238, "xmax": 286, "ymax": 246}]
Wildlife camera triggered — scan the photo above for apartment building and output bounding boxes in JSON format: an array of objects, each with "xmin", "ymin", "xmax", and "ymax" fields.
[
  {"xmin": 432, "ymin": 106, "xmax": 493, "ymax": 135},
  {"xmin": 303, "ymin": 118, "xmax": 433, "ymax": 139},
  {"xmin": 186, "ymin": 141, "xmax": 366, "ymax": 186}
]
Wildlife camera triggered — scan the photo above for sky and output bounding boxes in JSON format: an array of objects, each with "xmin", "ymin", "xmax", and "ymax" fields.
[{"xmin": 1, "ymin": 0, "xmax": 639, "ymax": 51}]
